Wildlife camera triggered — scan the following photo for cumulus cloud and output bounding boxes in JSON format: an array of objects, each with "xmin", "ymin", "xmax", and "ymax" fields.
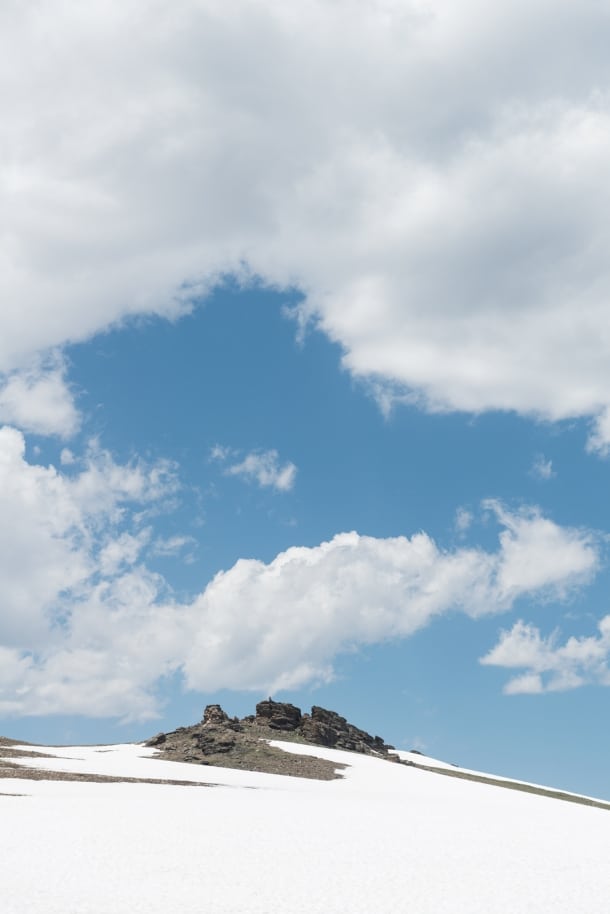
[
  {"xmin": 181, "ymin": 508, "xmax": 598, "ymax": 692},
  {"xmin": 0, "ymin": 426, "xmax": 182, "ymax": 719},
  {"xmin": 3, "ymin": 1, "xmax": 610, "ymax": 445},
  {"xmin": 213, "ymin": 446, "xmax": 297, "ymax": 492},
  {"xmin": 0, "ymin": 426, "xmax": 178, "ymax": 634},
  {"xmin": 480, "ymin": 618, "xmax": 610, "ymax": 694},
  {"xmin": 0, "ymin": 356, "xmax": 79, "ymax": 437},
  {"xmin": 0, "ymin": 427, "xmax": 601, "ymax": 719},
  {"xmin": 482, "ymin": 499, "xmax": 596, "ymax": 603}
]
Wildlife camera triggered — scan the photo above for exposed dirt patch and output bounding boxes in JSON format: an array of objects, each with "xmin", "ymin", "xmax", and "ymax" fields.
[
  {"xmin": 0, "ymin": 742, "xmax": 216, "ymax": 787},
  {"xmin": 0, "ymin": 758, "xmax": 214, "ymax": 787},
  {"xmin": 0, "ymin": 745, "xmax": 64, "ymax": 762},
  {"xmin": 149, "ymin": 728, "xmax": 346, "ymax": 781}
]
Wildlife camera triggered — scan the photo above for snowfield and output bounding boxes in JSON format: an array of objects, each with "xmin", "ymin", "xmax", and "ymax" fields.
[{"xmin": 2, "ymin": 740, "xmax": 610, "ymax": 914}]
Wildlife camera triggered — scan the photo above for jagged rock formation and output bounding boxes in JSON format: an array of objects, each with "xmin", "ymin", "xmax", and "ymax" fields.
[
  {"xmin": 146, "ymin": 699, "xmax": 396, "ymax": 780},
  {"xmin": 301, "ymin": 705, "xmax": 392, "ymax": 755}
]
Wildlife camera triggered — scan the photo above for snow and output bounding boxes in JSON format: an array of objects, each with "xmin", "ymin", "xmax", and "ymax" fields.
[
  {"xmin": 393, "ymin": 749, "xmax": 610, "ymax": 803},
  {"xmin": 2, "ymin": 740, "xmax": 610, "ymax": 913}
]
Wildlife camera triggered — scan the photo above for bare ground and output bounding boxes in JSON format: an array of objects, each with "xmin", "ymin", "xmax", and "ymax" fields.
[
  {"xmin": 0, "ymin": 740, "xmax": 214, "ymax": 787},
  {"xmin": 149, "ymin": 725, "xmax": 347, "ymax": 781},
  {"xmin": 0, "ymin": 735, "xmax": 344, "ymax": 786}
]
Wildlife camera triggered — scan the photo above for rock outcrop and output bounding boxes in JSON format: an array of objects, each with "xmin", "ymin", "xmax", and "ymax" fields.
[
  {"xmin": 145, "ymin": 699, "xmax": 396, "ymax": 779},
  {"xmin": 300, "ymin": 705, "xmax": 391, "ymax": 755},
  {"xmin": 253, "ymin": 699, "xmax": 302, "ymax": 731}
]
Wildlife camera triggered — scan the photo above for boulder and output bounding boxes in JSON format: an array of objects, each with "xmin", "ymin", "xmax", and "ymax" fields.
[
  {"xmin": 202, "ymin": 704, "xmax": 230, "ymax": 727},
  {"xmin": 255, "ymin": 699, "xmax": 302, "ymax": 731}
]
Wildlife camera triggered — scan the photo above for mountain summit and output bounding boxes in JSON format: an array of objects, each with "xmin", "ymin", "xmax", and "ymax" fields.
[{"xmin": 146, "ymin": 699, "xmax": 396, "ymax": 778}]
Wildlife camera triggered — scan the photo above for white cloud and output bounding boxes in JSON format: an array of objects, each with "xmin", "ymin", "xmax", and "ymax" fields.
[
  {"xmin": 209, "ymin": 444, "xmax": 233, "ymax": 463},
  {"xmin": 0, "ymin": 435, "xmax": 599, "ymax": 719},
  {"xmin": 216, "ymin": 447, "xmax": 297, "ymax": 492},
  {"xmin": 530, "ymin": 454, "xmax": 555, "ymax": 480},
  {"xmin": 181, "ymin": 509, "xmax": 598, "ymax": 693},
  {"xmin": 151, "ymin": 535, "xmax": 196, "ymax": 558},
  {"xmin": 0, "ymin": 426, "xmax": 182, "ymax": 718},
  {"xmin": 480, "ymin": 617, "xmax": 610, "ymax": 694},
  {"xmin": 98, "ymin": 529, "xmax": 151, "ymax": 576},
  {"xmin": 0, "ymin": 426, "xmax": 91, "ymax": 646},
  {"xmin": 482, "ymin": 499, "xmax": 596, "ymax": 603},
  {"xmin": 0, "ymin": 356, "xmax": 79, "ymax": 437},
  {"xmin": 3, "ymin": 2, "xmax": 610, "ymax": 444},
  {"xmin": 455, "ymin": 507, "xmax": 473, "ymax": 534},
  {"xmin": 587, "ymin": 407, "xmax": 610, "ymax": 457}
]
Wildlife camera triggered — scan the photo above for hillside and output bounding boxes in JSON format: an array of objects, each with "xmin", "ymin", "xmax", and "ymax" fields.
[{"xmin": 1, "ymin": 712, "xmax": 610, "ymax": 913}]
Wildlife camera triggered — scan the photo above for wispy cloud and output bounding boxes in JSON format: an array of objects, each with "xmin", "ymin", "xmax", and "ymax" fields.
[
  {"xmin": 530, "ymin": 454, "xmax": 556, "ymax": 481},
  {"xmin": 151, "ymin": 535, "xmax": 197, "ymax": 558},
  {"xmin": 455, "ymin": 507, "xmax": 473, "ymax": 535},
  {"xmin": 212, "ymin": 446, "xmax": 297, "ymax": 493}
]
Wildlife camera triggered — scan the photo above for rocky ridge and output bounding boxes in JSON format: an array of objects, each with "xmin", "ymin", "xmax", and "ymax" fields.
[{"xmin": 146, "ymin": 699, "xmax": 397, "ymax": 780}]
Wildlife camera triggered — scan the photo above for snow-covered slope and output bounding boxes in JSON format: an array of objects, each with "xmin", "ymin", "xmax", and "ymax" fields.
[{"xmin": 1, "ymin": 740, "xmax": 609, "ymax": 914}]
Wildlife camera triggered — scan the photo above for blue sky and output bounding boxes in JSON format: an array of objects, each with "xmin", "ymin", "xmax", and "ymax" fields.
[{"xmin": 3, "ymin": 0, "xmax": 610, "ymax": 799}]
